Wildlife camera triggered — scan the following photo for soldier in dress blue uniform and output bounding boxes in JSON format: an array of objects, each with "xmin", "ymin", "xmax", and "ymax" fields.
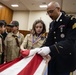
[{"xmin": 37, "ymin": 1, "xmax": 76, "ymax": 75}]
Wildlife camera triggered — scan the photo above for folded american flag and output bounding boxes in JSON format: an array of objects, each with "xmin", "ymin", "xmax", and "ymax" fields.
[{"xmin": 0, "ymin": 54, "xmax": 48, "ymax": 75}]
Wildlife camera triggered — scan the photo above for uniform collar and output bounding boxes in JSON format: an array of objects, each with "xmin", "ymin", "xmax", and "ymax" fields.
[
  {"xmin": 13, "ymin": 31, "xmax": 19, "ymax": 37},
  {"xmin": 56, "ymin": 12, "xmax": 62, "ymax": 22}
]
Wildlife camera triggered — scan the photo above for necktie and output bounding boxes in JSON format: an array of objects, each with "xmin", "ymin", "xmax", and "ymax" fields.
[
  {"xmin": 12, "ymin": 35, "xmax": 20, "ymax": 47},
  {"xmin": 52, "ymin": 21, "xmax": 56, "ymax": 26},
  {"xmin": 0, "ymin": 35, "xmax": 5, "ymax": 52},
  {"xmin": 49, "ymin": 21, "xmax": 55, "ymax": 31}
]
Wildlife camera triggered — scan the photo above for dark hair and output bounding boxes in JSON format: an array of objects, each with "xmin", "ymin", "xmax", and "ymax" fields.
[
  {"xmin": 0, "ymin": 20, "xmax": 7, "ymax": 26},
  {"xmin": 0, "ymin": 20, "xmax": 6, "ymax": 27},
  {"xmin": 32, "ymin": 19, "xmax": 46, "ymax": 35}
]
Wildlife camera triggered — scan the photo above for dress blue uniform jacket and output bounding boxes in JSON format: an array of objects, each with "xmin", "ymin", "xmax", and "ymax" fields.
[{"xmin": 43, "ymin": 13, "xmax": 76, "ymax": 74}]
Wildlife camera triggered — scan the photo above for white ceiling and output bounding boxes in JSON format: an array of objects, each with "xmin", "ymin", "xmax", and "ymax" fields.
[{"xmin": 0, "ymin": 0, "xmax": 76, "ymax": 14}]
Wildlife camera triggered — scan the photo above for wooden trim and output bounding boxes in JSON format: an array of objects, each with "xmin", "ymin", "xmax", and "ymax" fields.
[{"xmin": 19, "ymin": 30, "xmax": 30, "ymax": 37}]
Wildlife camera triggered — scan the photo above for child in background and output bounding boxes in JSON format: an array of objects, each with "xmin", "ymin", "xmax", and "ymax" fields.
[
  {"xmin": 0, "ymin": 20, "xmax": 6, "ymax": 64},
  {"xmin": 20, "ymin": 19, "xmax": 46, "ymax": 50}
]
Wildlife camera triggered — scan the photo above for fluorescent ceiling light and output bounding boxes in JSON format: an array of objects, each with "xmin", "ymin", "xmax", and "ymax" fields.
[
  {"xmin": 39, "ymin": 5, "xmax": 47, "ymax": 8},
  {"xmin": 3, "ymin": 0, "xmax": 9, "ymax": 1},
  {"xmin": 11, "ymin": 4, "xmax": 19, "ymax": 7}
]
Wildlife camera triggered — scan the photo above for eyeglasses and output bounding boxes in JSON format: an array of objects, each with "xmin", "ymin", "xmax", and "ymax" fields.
[{"xmin": 47, "ymin": 7, "xmax": 57, "ymax": 14}]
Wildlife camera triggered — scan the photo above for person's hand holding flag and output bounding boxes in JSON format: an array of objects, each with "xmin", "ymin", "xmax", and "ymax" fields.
[
  {"xmin": 38, "ymin": 47, "xmax": 51, "ymax": 56},
  {"xmin": 20, "ymin": 48, "xmax": 41, "ymax": 57}
]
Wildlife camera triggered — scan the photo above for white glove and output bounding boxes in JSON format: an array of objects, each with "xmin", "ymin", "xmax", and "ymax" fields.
[
  {"xmin": 28, "ymin": 48, "xmax": 41, "ymax": 56},
  {"xmin": 38, "ymin": 47, "xmax": 50, "ymax": 56}
]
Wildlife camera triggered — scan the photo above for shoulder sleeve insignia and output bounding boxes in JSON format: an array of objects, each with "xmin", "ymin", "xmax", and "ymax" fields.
[
  {"xmin": 41, "ymin": 33, "xmax": 46, "ymax": 37},
  {"xmin": 72, "ymin": 23, "xmax": 76, "ymax": 29},
  {"xmin": 71, "ymin": 16, "xmax": 76, "ymax": 20}
]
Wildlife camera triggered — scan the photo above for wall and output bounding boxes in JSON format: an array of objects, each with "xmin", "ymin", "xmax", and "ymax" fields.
[
  {"xmin": 28, "ymin": 11, "xmax": 52, "ymax": 32},
  {"xmin": 0, "ymin": 3, "xmax": 13, "ymax": 24},
  {"xmin": 13, "ymin": 11, "xmax": 52, "ymax": 32},
  {"xmin": 13, "ymin": 11, "xmax": 29, "ymax": 30}
]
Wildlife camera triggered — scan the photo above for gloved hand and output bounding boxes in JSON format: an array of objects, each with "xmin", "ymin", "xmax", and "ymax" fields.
[
  {"xmin": 28, "ymin": 48, "xmax": 41, "ymax": 56},
  {"xmin": 38, "ymin": 47, "xmax": 50, "ymax": 56}
]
